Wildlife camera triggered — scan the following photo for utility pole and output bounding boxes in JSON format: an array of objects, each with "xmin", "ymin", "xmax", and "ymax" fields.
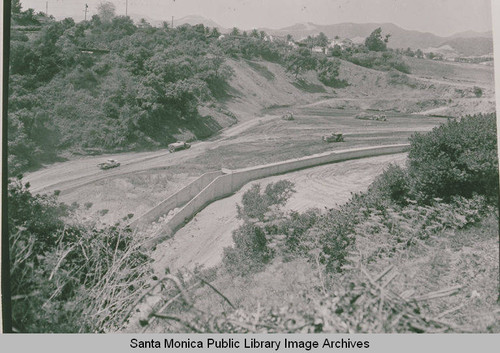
[
  {"xmin": 84, "ymin": 3, "xmax": 88, "ymax": 21},
  {"xmin": 46, "ymin": 1, "xmax": 48, "ymax": 15},
  {"xmin": 171, "ymin": 16, "xmax": 174, "ymax": 28},
  {"xmin": 126, "ymin": 0, "xmax": 128, "ymax": 16}
]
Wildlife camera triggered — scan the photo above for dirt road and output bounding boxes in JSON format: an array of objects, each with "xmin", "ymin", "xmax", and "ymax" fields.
[
  {"xmin": 151, "ymin": 153, "xmax": 407, "ymax": 275},
  {"xmin": 24, "ymin": 115, "xmax": 280, "ymax": 195}
]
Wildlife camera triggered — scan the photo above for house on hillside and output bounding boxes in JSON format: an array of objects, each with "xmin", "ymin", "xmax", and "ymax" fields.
[
  {"xmin": 328, "ymin": 38, "xmax": 354, "ymax": 49},
  {"xmin": 328, "ymin": 39, "xmax": 342, "ymax": 48},
  {"xmin": 312, "ymin": 46, "xmax": 328, "ymax": 54}
]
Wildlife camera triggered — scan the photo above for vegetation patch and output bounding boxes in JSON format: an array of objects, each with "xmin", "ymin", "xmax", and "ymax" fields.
[
  {"xmin": 246, "ymin": 60, "xmax": 276, "ymax": 80},
  {"xmin": 8, "ymin": 177, "xmax": 152, "ymax": 332},
  {"xmin": 292, "ymin": 80, "xmax": 327, "ymax": 93},
  {"xmin": 133, "ymin": 113, "xmax": 499, "ymax": 333}
]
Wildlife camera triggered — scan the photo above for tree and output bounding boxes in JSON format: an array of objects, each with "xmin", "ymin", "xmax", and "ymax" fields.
[
  {"xmin": 284, "ymin": 48, "xmax": 317, "ymax": 78},
  {"xmin": 230, "ymin": 27, "xmax": 240, "ymax": 36},
  {"xmin": 211, "ymin": 27, "xmax": 220, "ymax": 38},
  {"xmin": 330, "ymin": 44, "xmax": 342, "ymax": 57},
  {"xmin": 97, "ymin": 1, "xmax": 116, "ymax": 23},
  {"xmin": 316, "ymin": 32, "xmax": 329, "ymax": 47},
  {"xmin": 365, "ymin": 27, "xmax": 388, "ymax": 52},
  {"xmin": 12, "ymin": 0, "xmax": 22, "ymax": 14},
  {"xmin": 316, "ymin": 58, "xmax": 346, "ymax": 87},
  {"xmin": 404, "ymin": 47, "xmax": 415, "ymax": 57}
]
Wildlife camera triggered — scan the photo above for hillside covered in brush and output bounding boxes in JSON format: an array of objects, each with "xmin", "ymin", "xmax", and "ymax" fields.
[
  {"xmin": 9, "ymin": 113, "xmax": 498, "ymax": 333},
  {"xmin": 8, "ymin": 3, "xmax": 427, "ymax": 175}
]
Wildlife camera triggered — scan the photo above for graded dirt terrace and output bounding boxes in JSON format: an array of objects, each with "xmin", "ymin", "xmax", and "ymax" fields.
[{"xmin": 40, "ymin": 110, "xmax": 442, "ymax": 225}]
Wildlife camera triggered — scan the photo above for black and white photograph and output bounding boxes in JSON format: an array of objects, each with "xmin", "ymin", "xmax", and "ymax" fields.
[{"xmin": 1, "ymin": 0, "xmax": 499, "ymax": 339}]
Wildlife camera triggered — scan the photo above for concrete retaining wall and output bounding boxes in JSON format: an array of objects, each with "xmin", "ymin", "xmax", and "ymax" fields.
[
  {"xmin": 129, "ymin": 170, "xmax": 222, "ymax": 228},
  {"xmin": 150, "ymin": 144, "xmax": 409, "ymax": 238}
]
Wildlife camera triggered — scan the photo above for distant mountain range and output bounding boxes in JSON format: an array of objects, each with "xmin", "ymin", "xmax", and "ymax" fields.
[
  {"xmin": 173, "ymin": 15, "xmax": 222, "ymax": 28},
  {"xmin": 259, "ymin": 22, "xmax": 493, "ymax": 56},
  {"xmin": 150, "ymin": 16, "xmax": 493, "ymax": 57}
]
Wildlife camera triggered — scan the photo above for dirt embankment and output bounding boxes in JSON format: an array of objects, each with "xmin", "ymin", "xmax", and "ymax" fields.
[
  {"xmin": 24, "ymin": 56, "xmax": 494, "ymax": 195},
  {"xmin": 223, "ymin": 59, "xmax": 330, "ymax": 120},
  {"xmin": 22, "ymin": 56, "xmax": 493, "ymax": 227},
  {"xmin": 151, "ymin": 153, "xmax": 407, "ymax": 275}
]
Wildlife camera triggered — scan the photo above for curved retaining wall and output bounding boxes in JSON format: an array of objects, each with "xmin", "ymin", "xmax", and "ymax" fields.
[
  {"xmin": 129, "ymin": 170, "xmax": 222, "ymax": 228},
  {"xmin": 138, "ymin": 143, "xmax": 409, "ymax": 239}
]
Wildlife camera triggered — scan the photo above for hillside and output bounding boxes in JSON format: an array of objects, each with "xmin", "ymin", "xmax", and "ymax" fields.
[
  {"xmin": 127, "ymin": 14, "xmax": 494, "ymax": 56},
  {"xmin": 223, "ymin": 59, "xmax": 329, "ymax": 119},
  {"xmin": 134, "ymin": 15, "xmax": 493, "ymax": 56},
  {"xmin": 224, "ymin": 52, "xmax": 495, "ymax": 117},
  {"xmin": 9, "ymin": 7, "xmax": 496, "ymax": 184},
  {"xmin": 173, "ymin": 15, "xmax": 222, "ymax": 28},
  {"xmin": 259, "ymin": 22, "xmax": 493, "ymax": 55}
]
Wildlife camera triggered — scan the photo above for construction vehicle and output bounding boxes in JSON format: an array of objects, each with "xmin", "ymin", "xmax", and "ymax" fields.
[{"xmin": 322, "ymin": 132, "xmax": 344, "ymax": 143}]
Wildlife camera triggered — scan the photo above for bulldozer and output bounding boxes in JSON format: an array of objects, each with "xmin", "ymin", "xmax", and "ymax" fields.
[{"xmin": 322, "ymin": 132, "xmax": 344, "ymax": 143}]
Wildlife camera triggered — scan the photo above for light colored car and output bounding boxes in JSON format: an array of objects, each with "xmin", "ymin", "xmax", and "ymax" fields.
[
  {"xmin": 97, "ymin": 159, "xmax": 120, "ymax": 170},
  {"xmin": 168, "ymin": 141, "xmax": 191, "ymax": 153}
]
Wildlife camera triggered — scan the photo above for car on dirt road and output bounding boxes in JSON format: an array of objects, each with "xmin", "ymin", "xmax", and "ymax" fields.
[
  {"xmin": 97, "ymin": 159, "xmax": 121, "ymax": 170},
  {"xmin": 168, "ymin": 141, "xmax": 191, "ymax": 153}
]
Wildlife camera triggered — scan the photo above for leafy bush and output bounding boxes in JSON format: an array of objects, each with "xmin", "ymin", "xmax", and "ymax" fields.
[
  {"xmin": 224, "ymin": 180, "xmax": 295, "ymax": 275},
  {"xmin": 387, "ymin": 71, "xmax": 418, "ymax": 88},
  {"xmin": 8, "ymin": 178, "xmax": 151, "ymax": 332},
  {"xmin": 407, "ymin": 113, "xmax": 498, "ymax": 203},
  {"xmin": 301, "ymin": 204, "xmax": 360, "ymax": 273},
  {"xmin": 316, "ymin": 58, "xmax": 348, "ymax": 88},
  {"xmin": 369, "ymin": 164, "xmax": 410, "ymax": 205},
  {"xmin": 223, "ymin": 223, "xmax": 273, "ymax": 275},
  {"xmin": 348, "ymin": 51, "xmax": 410, "ymax": 73},
  {"xmin": 236, "ymin": 180, "xmax": 295, "ymax": 221}
]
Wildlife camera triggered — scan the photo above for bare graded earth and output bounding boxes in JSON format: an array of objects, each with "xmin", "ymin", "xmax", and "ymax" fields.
[
  {"xmin": 22, "ymin": 57, "xmax": 494, "ymax": 234},
  {"xmin": 150, "ymin": 153, "xmax": 407, "ymax": 274}
]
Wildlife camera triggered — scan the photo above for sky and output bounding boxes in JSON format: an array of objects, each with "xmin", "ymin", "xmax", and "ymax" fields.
[{"xmin": 19, "ymin": 0, "xmax": 493, "ymax": 37}]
